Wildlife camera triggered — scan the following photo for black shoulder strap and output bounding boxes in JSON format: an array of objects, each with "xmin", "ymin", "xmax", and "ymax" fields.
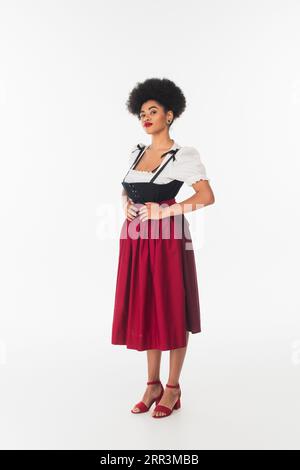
[
  {"xmin": 122, "ymin": 144, "xmax": 146, "ymax": 182},
  {"xmin": 131, "ymin": 144, "xmax": 147, "ymax": 170},
  {"xmin": 149, "ymin": 148, "xmax": 180, "ymax": 183}
]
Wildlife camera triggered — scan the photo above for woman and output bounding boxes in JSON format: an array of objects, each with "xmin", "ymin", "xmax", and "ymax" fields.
[{"xmin": 111, "ymin": 78, "xmax": 215, "ymax": 418}]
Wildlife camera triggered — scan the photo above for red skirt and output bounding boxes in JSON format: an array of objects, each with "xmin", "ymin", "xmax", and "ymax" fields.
[{"xmin": 111, "ymin": 198, "xmax": 202, "ymax": 351}]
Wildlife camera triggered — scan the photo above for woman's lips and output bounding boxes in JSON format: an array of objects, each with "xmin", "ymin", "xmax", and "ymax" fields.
[{"xmin": 144, "ymin": 122, "xmax": 152, "ymax": 127}]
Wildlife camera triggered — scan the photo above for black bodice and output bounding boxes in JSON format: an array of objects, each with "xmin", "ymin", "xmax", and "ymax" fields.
[{"xmin": 122, "ymin": 144, "xmax": 184, "ymax": 204}]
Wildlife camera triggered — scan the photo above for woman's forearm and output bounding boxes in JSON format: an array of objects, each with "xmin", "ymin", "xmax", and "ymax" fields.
[
  {"xmin": 161, "ymin": 192, "xmax": 214, "ymax": 218},
  {"xmin": 121, "ymin": 188, "xmax": 129, "ymax": 209}
]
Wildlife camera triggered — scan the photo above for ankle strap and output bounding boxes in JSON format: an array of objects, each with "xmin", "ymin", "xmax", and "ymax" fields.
[
  {"xmin": 147, "ymin": 380, "xmax": 161, "ymax": 385},
  {"xmin": 166, "ymin": 383, "xmax": 180, "ymax": 388}
]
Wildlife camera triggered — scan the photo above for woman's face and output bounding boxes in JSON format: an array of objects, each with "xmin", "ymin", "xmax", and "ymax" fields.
[{"xmin": 139, "ymin": 100, "xmax": 173, "ymax": 134}]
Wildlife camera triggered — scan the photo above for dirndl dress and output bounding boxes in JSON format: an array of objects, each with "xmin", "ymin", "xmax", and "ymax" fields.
[{"xmin": 111, "ymin": 144, "xmax": 202, "ymax": 351}]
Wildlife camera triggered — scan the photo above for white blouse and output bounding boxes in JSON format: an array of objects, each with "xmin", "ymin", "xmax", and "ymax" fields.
[{"xmin": 123, "ymin": 141, "xmax": 210, "ymax": 186}]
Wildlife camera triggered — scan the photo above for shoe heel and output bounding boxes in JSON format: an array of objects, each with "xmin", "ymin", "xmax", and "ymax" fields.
[{"xmin": 174, "ymin": 398, "xmax": 181, "ymax": 410}]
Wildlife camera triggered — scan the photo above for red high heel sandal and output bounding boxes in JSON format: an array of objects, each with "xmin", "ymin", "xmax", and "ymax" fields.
[
  {"xmin": 152, "ymin": 383, "xmax": 181, "ymax": 418},
  {"xmin": 131, "ymin": 380, "xmax": 164, "ymax": 414}
]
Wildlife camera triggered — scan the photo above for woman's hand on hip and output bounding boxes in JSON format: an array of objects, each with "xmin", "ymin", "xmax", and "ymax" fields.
[
  {"xmin": 138, "ymin": 202, "xmax": 163, "ymax": 221},
  {"xmin": 124, "ymin": 198, "xmax": 139, "ymax": 221}
]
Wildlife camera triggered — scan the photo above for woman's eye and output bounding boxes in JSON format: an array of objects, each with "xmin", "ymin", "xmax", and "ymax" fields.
[{"xmin": 140, "ymin": 111, "xmax": 156, "ymax": 119}]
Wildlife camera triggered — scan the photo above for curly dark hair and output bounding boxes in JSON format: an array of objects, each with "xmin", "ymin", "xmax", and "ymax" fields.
[{"xmin": 126, "ymin": 77, "xmax": 186, "ymax": 126}]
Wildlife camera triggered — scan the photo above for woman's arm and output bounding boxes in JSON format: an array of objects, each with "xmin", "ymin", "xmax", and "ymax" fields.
[
  {"xmin": 122, "ymin": 188, "xmax": 139, "ymax": 220},
  {"xmin": 121, "ymin": 187, "xmax": 129, "ymax": 209},
  {"xmin": 161, "ymin": 179, "xmax": 215, "ymax": 218}
]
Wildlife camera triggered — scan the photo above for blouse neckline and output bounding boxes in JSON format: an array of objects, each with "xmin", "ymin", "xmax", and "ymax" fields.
[{"xmin": 131, "ymin": 140, "xmax": 181, "ymax": 174}]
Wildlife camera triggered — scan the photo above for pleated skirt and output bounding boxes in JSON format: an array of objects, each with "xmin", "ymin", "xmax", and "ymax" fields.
[{"xmin": 111, "ymin": 198, "xmax": 202, "ymax": 351}]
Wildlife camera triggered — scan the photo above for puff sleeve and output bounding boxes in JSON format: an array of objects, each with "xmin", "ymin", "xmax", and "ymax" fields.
[{"xmin": 170, "ymin": 146, "xmax": 209, "ymax": 186}]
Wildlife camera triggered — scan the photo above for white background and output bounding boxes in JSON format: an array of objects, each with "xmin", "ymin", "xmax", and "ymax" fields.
[{"xmin": 0, "ymin": 0, "xmax": 299, "ymax": 450}]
